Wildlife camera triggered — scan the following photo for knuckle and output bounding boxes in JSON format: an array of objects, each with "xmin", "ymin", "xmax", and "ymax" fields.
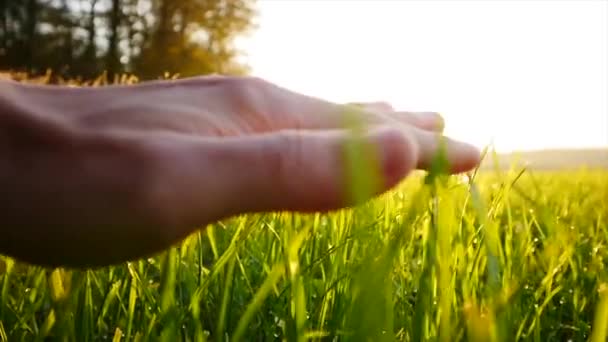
[
  {"xmin": 244, "ymin": 75, "xmax": 270, "ymax": 87},
  {"xmin": 262, "ymin": 131, "xmax": 303, "ymax": 191},
  {"xmin": 220, "ymin": 76, "xmax": 269, "ymax": 98},
  {"xmin": 268, "ymin": 131, "xmax": 295, "ymax": 173},
  {"xmin": 218, "ymin": 76, "xmax": 272, "ymax": 113},
  {"xmin": 380, "ymin": 126, "xmax": 411, "ymax": 149},
  {"xmin": 377, "ymin": 127, "xmax": 417, "ymax": 180},
  {"xmin": 377, "ymin": 101, "xmax": 395, "ymax": 111},
  {"xmin": 218, "ymin": 76, "xmax": 282, "ymax": 130}
]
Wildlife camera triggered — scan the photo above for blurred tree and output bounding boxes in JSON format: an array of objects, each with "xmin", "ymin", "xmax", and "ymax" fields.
[
  {"xmin": 80, "ymin": 0, "xmax": 101, "ymax": 74},
  {"xmin": 0, "ymin": 0, "xmax": 256, "ymax": 80},
  {"xmin": 134, "ymin": 0, "xmax": 255, "ymax": 78},
  {"xmin": 106, "ymin": 0, "xmax": 122, "ymax": 78}
]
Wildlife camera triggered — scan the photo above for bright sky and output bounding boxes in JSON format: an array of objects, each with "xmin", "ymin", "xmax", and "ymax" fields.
[{"xmin": 237, "ymin": 0, "xmax": 608, "ymax": 152}]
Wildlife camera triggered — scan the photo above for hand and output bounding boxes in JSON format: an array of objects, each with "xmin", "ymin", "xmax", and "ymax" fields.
[{"xmin": 0, "ymin": 76, "xmax": 480, "ymax": 267}]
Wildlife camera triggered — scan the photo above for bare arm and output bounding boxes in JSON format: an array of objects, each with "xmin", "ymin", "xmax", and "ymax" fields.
[
  {"xmin": 0, "ymin": 77, "xmax": 480, "ymax": 268},
  {"xmin": 0, "ymin": 81, "xmax": 163, "ymax": 267}
]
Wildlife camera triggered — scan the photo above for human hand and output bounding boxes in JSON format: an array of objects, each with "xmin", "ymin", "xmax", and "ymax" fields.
[{"xmin": 0, "ymin": 76, "xmax": 480, "ymax": 267}]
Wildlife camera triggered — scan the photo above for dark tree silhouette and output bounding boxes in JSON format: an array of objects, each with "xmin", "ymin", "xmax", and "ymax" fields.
[{"xmin": 0, "ymin": 0, "xmax": 256, "ymax": 80}]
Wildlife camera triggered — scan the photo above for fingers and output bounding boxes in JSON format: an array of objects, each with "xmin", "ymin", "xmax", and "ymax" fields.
[
  {"xmin": 318, "ymin": 102, "xmax": 476, "ymax": 172},
  {"xmin": 265, "ymin": 82, "xmax": 440, "ymax": 133},
  {"xmin": 221, "ymin": 127, "xmax": 419, "ymax": 213},
  {"xmin": 411, "ymin": 127, "xmax": 481, "ymax": 173},
  {"xmin": 140, "ymin": 124, "xmax": 479, "ymax": 237},
  {"xmin": 348, "ymin": 102, "xmax": 444, "ymax": 132},
  {"xmin": 390, "ymin": 111, "xmax": 445, "ymax": 132},
  {"xmin": 216, "ymin": 77, "xmax": 441, "ymax": 134},
  {"xmin": 341, "ymin": 104, "xmax": 478, "ymax": 171},
  {"xmin": 348, "ymin": 101, "xmax": 394, "ymax": 112},
  {"xmin": 143, "ymin": 127, "xmax": 418, "ymax": 229}
]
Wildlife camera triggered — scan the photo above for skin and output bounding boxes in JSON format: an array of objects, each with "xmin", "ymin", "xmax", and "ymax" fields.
[{"xmin": 0, "ymin": 76, "xmax": 480, "ymax": 268}]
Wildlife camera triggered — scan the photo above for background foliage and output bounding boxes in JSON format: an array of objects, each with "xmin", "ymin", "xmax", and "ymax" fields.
[{"xmin": 0, "ymin": 0, "xmax": 256, "ymax": 79}]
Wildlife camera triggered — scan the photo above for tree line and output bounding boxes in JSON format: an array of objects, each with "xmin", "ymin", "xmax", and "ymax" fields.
[{"xmin": 0, "ymin": 0, "xmax": 256, "ymax": 80}]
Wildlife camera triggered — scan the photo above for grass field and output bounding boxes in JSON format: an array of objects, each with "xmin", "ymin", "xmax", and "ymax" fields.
[
  {"xmin": 1, "ymin": 73, "xmax": 607, "ymax": 341},
  {"xmin": 0, "ymin": 162, "xmax": 606, "ymax": 341}
]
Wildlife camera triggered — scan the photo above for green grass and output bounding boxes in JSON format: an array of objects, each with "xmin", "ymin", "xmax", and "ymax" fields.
[{"xmin": 1, "ymin": 164, "xmax": 606, "ymax": 341}]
